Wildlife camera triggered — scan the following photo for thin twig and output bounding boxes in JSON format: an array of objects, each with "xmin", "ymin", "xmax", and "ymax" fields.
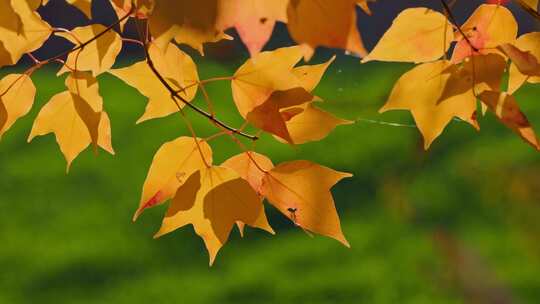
[{"xmin": 440, "ymin": 0, "xmax": 479, "ymax": 52}]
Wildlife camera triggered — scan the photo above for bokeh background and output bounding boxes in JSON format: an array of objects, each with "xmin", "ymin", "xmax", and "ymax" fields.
[{"xmin": 1, "ymin": 0, "xmax": 540, "ymax": 303}]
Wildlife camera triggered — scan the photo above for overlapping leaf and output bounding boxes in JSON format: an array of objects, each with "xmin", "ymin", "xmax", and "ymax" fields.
[
  {"xmin": 28, "ymin": 72, "xmax": 114, "ymax": 170},
  {"xmin": 134, "ymin": 136, "xmax": 212, "ymax": 220},
  {"xmin": 56, "ymin": 24, "xmax": 122, "ymax": 76},
  {"xmin": 0, "ymin": 0, "xmax": 51, "ymax": 68},
  {"xmin": 381, "ymin": 54, "xmax": 506, "ymax": 148},
  {"xmin": 155, "ymin": 166, "xmax": 271, "ymax": 265}
]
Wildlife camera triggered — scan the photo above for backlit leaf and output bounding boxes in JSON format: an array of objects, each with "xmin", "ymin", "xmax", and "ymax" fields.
[
  {"xmin": 261, "ymin": 160, "xmax": 352, "ymax": 246},
  {"xmin": 0, "ymin": 74, "xmax": 36, "ymax": 138},
  {"xmin": 155, "ymin": 166, "xmax": 269, "ymax": 265},
  {"xmin": 56, "ymin": 24, "xmax": 122, "ymax": 76},
  {"xmin": 134, "ymin": 137, "xmax": 212, "ymax": 220},
  {"xmin": 363, "ymin": 8, "xmax": 453, "ymax": 63}
]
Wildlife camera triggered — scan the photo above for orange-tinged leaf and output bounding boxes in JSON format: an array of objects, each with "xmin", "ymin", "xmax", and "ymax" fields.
[
  {"xmin": 28, "ymin": 91, "xmax": 114, "ymax": 171},
  {"xmin": 109, "ymin": 43, "xmax": 199, "ymax": 123},
  {"xmin": 452, "ymin": 4, "xmax": 517, "ymax": 63},
  {"xmin": 222, "ymin": 151, "xmax": 274, "ymax": 194},
  {"xmin": 0, "ymin": 74, "xmax": 36, "ymax": 138},
  {"xmin": 287, "ymin": 0, "xmax": 367, "ymax": 59},
  {"xmin": 67, "ymin": 0, "xmax": 92, "ymax": 19},
  {"xmin": 261, "ymin": 160, "xmax": 352, "ymax": 246},
  {"xmin": 479, "ymin": 91, "xmax": 540, "ymax": 150},
  {"xmin": 155, "ymin": 166, "xmax": 270, "ymax": 265},
  {"xmin": 56, "ymin": 24, "xmax": 122, "ymax": 76},
  {"xmin": 506, "ymin": 32, "xmax": 540, "ymax": 93},
  {"xmin": 222, "ymin": 152, "xmax": 275, "ymax": 236},
  {"xmin": 218, "ymin": 0, "xmax": 288, "ymax": 56},
  {"xmin": 381, "ymin": 55, "xmax": 506, "ymax": 149},
  {"xmin": 246, "ymin": 87, "xmax": 313, "ymax": 142},
  {"xmin": 134, "ymin": 137, "xmax": 212, "ymax": 220},
  {"xmin": 232, "ymin": 46, "xmax": 304, "ymax": 118},
  {"xmin": 0, "ymin": 0, "xmax": 51, "ymax": 67},
  {"xmin": 362, "ymin": 8, "xmax": 453, "ymax": 63}
]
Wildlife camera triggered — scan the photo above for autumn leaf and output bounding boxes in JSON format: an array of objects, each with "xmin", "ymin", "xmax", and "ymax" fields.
[
  {"xmin": 56, "ymin": 24, "xmax": 122, "ymax": 76},
  {"xmin": 479, "ymin": 91, "xmax": 540, "ymax": 150},
  {"xmin": 281, "ymin": 102, "xmax": 353, "ymax": 144},
  {"xmin": 286, "ymin": 0, "xmax": 367, "ymax": 60},
  {"xmin": 218, "ymin": 0, "xmax": 288, "ymax": 56},
  {"xmin": 362, "ymin": 8, "xmax": 453, "ymax": 63},
  {"xmin": 134, "ymin": 137, "xmax": 212, "ymax": 220},
  {"xmin": 506, "ymin": 32, "xmax": 540, "ymax": 93},
  {"xmin": 222, "ymin": 152, "xmax": 274, "ymax": 194},
  {"xmin": 65, "ymin": 72, "xmax": 106, "ymax": 149},
  {"xmin": 247, "ymin": 87, "xmax": 313, "ymax": 143},
  {"xmin": 232, "ymin": 46, "xmax": 305, "ymax": 117},
  {"xmin": 259, "ymin": 161, "xmax": 350, "ymax": 246},
  {"xmin": 452, "ymin": 4, "xmax": 517, "ymax": 63},
  {"xmin": 28, "ymin": 90, "xmax": 114, "ymax": 171},
  {"xmin": 155, "ymin": 166, "xmax": 271, "ymax": 265},
  {"xmin": 222, "ymin": 151, "xmax": 275, "ymax": 237},
  {"xmin": 381, "ymin": 54, "xmax": 506, "ymax": 149},
  {"xmin": 0, "ymin": 0, "xmax": 51, "ymax": 68},
  {"xmin": 0, "ymin": 74, "xmax": 36, "ymax": 138},
  {"xmin": 110, "ymin": 42, "xmax": 199, "ymax": 123}
]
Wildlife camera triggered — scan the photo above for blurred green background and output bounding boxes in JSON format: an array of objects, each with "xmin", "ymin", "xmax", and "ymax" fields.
[{"xmin": 1, "ymin": 56, "xmax": 539, "ymax": 304}]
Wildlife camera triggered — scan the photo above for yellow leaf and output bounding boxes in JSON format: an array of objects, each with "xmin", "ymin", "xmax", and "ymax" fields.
[
  {"xmin": 0, "ymin": 74, "xmax": 36, "ymax": 138},
  {"xmin": 281, "ymin": 102, "xmax": 353, "ymax": 144},
  {"xmin": 218, "ymin": 0, "xmax": 288, "ymax": 56},
  {"xmin": 452, "ymin": 4, "xmax": 517, "ymax": 63},
  {"xmin": 148, "ymin": 0, "xmax": 227, "ymax": 54},
  {"xmin": 65, "ymin": 72, "xmax": 104, "ymax": 149},
  {"xmin": 363, "ymin": 8, "xmax": 453, "ymax": 63},
  {"xmin": 222, "ymin": 151, "xmax": 274, "ymax": 195},
  {"xmin": 109, "ymin": 43, "xmax": 199, "ymax": 123},
  {"xmin": 247, "ymin": 87, "xmax": 313, "ymax": 142},
  {"xmin": 232, "ymin": 46, "xmax": 304, "ymax": 118},
  {"xmin": 506, "ymin": 32, "xmax": 540, "ymax": 93},
  {"xmin": 28, "ymin": 91, "xmax": 114, "ymax": 171},
  {"xmin": 155, "ymin": 166, "xmax": 269, "ymax": 265},
  {"xmin": 287, "ymin": 0, "xmax": 367, "ymax": 59},
  {"xmin": 222, "ymin": 151, "xmax": 275, "ymax": 237},
  {"xmin": 292, "ymin": 55, "xmax": 335, "ymax": 92},
  {"xmin": 134, "ymin": 137, "xmax": 212, "ymax": 220},
  {"xmin": 261, "ymin": 160, "xmax": 351, "ymax": 246},
  {"xmin": 67, "ymin": 0, "xmax": 92, "ymax": 19},
  {"xmin": 381, "ymin": 55, "xmax": 506, "ymax": 149},
  {"xmin": 56, "ymin": 24, "xmax": 122, "ymax": 76},
  {"xmin": 0, "ymin": 0, "xmax": 51, "ymax": 67}
]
